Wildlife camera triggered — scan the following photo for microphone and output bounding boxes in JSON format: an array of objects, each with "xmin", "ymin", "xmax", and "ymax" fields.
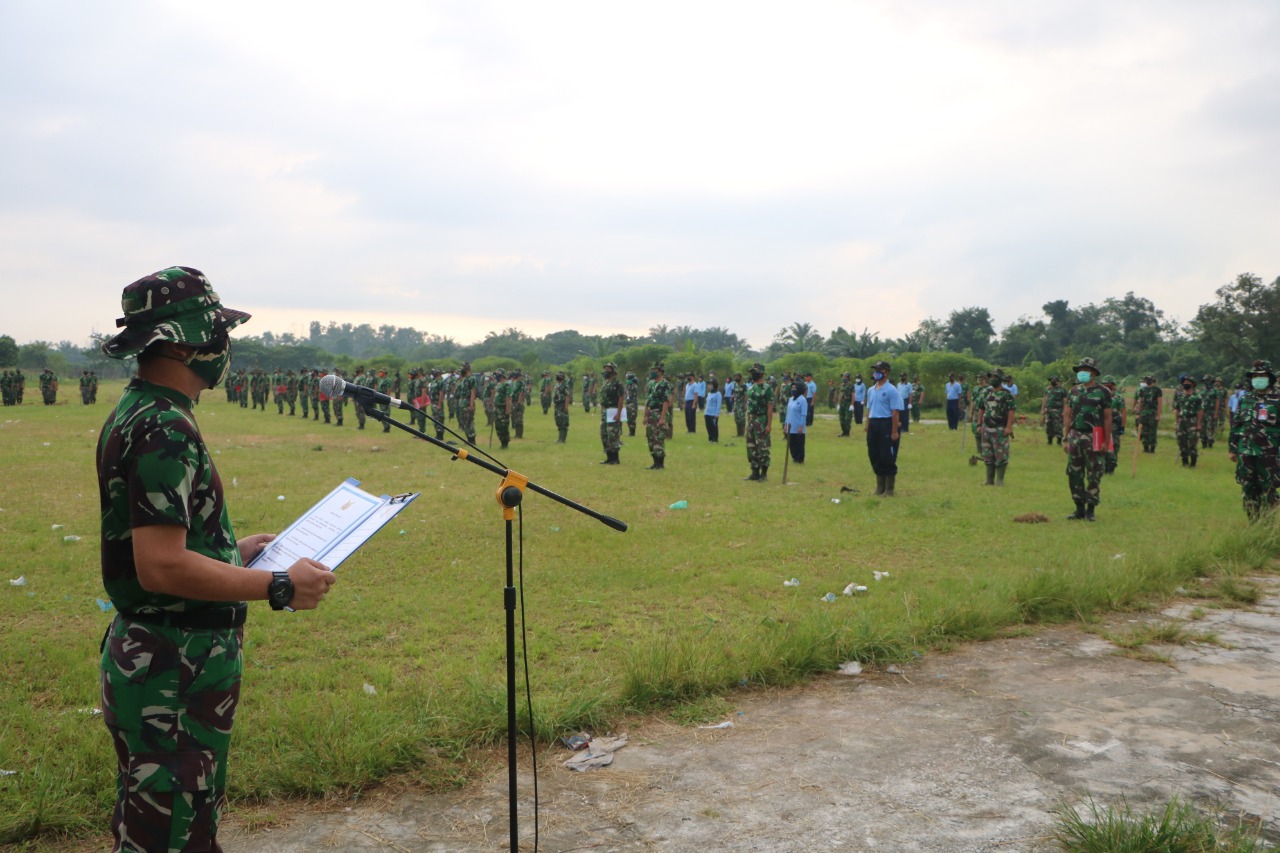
[{"xmin": 319, "ymin": 374, "xmax": 413, "ymax": 411}]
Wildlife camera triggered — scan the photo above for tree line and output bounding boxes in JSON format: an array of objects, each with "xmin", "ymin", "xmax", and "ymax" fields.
[{"xmin": 4, "ymin": 273, "xmax": 1276, "ymax": 393}]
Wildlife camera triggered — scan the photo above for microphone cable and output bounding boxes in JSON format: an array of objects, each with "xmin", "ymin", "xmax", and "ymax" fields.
[{"xmin": 516, "ymin": 503, "xmax": 541, "ymax": 851}]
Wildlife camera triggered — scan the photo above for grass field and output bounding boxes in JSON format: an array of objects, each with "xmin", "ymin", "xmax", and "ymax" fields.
[{"xmin": 1, "ymin": 383, "xmax": 1275, "ymax": 845}]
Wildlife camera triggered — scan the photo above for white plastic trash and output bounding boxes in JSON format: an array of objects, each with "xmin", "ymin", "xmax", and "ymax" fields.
[{"xmin": 783, "ymin": 578, "xmax": 800, "ymax": 587}]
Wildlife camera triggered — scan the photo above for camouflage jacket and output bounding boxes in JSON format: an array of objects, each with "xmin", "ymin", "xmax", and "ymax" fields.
[
  {"xmin": 746, "ymin": 382, "xmax": 773, "ymax": 420},
  {"xmin": 97, "ymin": 379, "xmax": 239, "ymax": 615},
  {"xmin": 1176, "ymin": 390, "xmax": 1202, "ymax": 421},
  {"xmin": 980, "ymin": 387, "xmax": 1016, "ymax": 428},
  {"xmin": 1134, "ymin": 384, "xmax": 1162, "ymax": 413},
  {"xmin": 1230, "ymin": 390, "xmax": 1280, "ymax": 456},
  {"xmin": 1042, "ymin": 385, "xmax": 1068, "ymax": 413},
  {"xmin": 600, "ymin": 377, "xmax": 624, "ymax": 410},
  {"xmin": 645, "ymin": 378, "xmax": 672, "ymax": 410},
  {"xmin": 1066, "ymin": 383, "xmax": 1113, "ymax": 432}
]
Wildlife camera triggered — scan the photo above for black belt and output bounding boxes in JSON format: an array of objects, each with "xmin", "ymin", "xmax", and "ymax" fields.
[{"xmin": 119, "ymin": 603, "xmax": 247, "ymax": 630}]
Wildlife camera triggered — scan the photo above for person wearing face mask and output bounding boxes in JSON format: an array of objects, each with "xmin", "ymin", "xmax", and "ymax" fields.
[
  {"xmin": 865, "ymin": 360, "xmax": 904, "ymax": 495},
  {"xmin": 644, "ymin": 362, "xmax": 673, "ymax": 469},
  {"xmin": 853, "ymin": 374, "xmax": 867, "ymax": 424},
  {"xmin": 784, "ymin": 381, "xmax": 808, "ymax": 463},
  {"xmin": 744, "ymin": 363, "xmax": 774, "ymax": 481},
  {"xmin": 1062, "ymin": 357, "xmax": 1114, "ymax": 520},
  {"xmin": 1173, "ymin": 374, "xmax": 1204, "ymax": 467},
  {"xmin": 97, "ymin": 267, "xmax": 337, "ymax": 853},
  {"xmin": 1134, "ymin": 374, "xmax": 1163, "ymax": 453},
  {"xmin": 1100, "ymin": 376, "xmax": 1127, "ymax": 474},
  {"xmin": 1229, "ymin": 360, "xmax": 1280, "ymax": 520},
  {"xmin": 1041, "ymin": 376, "xmax": 1068, "ymax": 445},
  {"xmin": 598, "ymin": 362, "xmax": 625, "ymax": 464},
  {"xmin": 978, "ymin": 370, "xmax": 1016, "ymax": 485}
]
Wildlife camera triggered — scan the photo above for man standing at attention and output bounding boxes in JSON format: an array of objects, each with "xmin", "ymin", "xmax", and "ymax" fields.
[
  {"xmin": 97, "ymin": 266, "xmax": 335, "ymax": 853},
  {"xmin": 1063, "ymin": 357, "xmax": 1113, "ymax": 521},
  {"xmin": 1042, "ymin": 376, "xmax": 1068, "ymax": 445},
  {"xmin": 744, "ymin": 363, "xmax": 774, "ymax": 481},
  {"xmin": 1135, "ymin": 374, "xmax": 1163, "ymax": 453},
  {"xmin": 644, "ymin": 362, "xmax": 672, "ymax": 469},
  {"xmin": 865, "ymin": 360, "xmax": 903, "ymax": 496},
  {"xmin": 944, "ymin": 373, "xmax": 963, "ymax": 431},
  {"xmin": 978, "ymin": 371, "xmax": 1016, "ymax": 486},
  {"xmin": 598, "ymin": 362, "xmax": 625, "ymax": 464},
  {"xmin": 896, "ymin": 374, "xmax": 913, "ymax": 433}
]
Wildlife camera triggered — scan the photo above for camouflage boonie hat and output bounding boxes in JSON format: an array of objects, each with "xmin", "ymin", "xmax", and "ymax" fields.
[
  {"xmin": 651, "ymin": 361, "xmax": 664, "ymax": 371},
  {"xmin": 1246, "ymin": 359, "xmax": 1275, "ymax": 378},
  {"xmin": 1202, "ymin": 374, "xmax": 1214, "ymax": 382},
  {"xmin": 1048, "ymin": 375, "xmax": 1060, "ymax": 382},
  {"xmin": 103, "ymin": 266, "xmax": 250, "ymax": 359},
  {"xmin": 1100, "ymin": 375, "xmax": 1117, "ymax": 385},
  {"xmin": 1179, "ymin": 373, "xmax": 1196, "ymax": 385},
  {"xmin": 604, "ymin": 362, "xmax": 617, "ymax": 371},
  {"xmin": 1072, "ymin": 357, "xmax": 1100, "ymax": 374}
]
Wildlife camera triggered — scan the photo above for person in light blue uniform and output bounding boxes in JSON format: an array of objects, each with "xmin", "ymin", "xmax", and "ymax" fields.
[
  {"xmin": 695, "ymin": 376, "xmax": 707, "ymax": 411},
  {"xmin": 804, "ymin": 373, "xmax": 817, "ymax": 427},
  {"xmin": 866, "ymin": 361, "xmax": 904, "ymax": 495},
  {"xmin": 853, "ymin": 375, "xmax": 866, "ymax": 424},
  {"xmin": 945, "ymin": 374, "xmax": 963, "ymax": 430},
  {"xmin": 896, "ymin": 375, "xmax": 913, "ymax": 433},
  {"xmin": 682, "ymin": 374, "xmax": 699, "ymax": 433},
  {"xmin": 723, "ymin": 376, "xmax": 737, "ymax": 413},
  {"xmin": 1007, "ymin": 376, "xmax": 1019, "ymax": 398},
  {"xmin": 704, "ymin": 380, "xmax": 723, "ymax": 443},
  {"xmin": 785, "ymin": 382, "xmax": 808, "ymax": 463}
]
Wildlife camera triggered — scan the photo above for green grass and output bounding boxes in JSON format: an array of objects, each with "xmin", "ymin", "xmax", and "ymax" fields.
[
  {"xmin": 1055, "ymin": 796, "xmax": 1269, "ymax": 852},
  {"xmin": 0, "ymin": 389, "xmax": 1275, "ymax": 845}
]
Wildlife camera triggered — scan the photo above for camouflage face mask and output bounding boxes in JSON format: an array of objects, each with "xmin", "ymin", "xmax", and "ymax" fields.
[{"xmin": 186, "ymin": 334, "xmax": 231, "ymax": 390}]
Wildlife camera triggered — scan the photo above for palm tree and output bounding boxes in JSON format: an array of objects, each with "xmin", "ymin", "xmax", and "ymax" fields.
[{"xmin": 774, "ymin": 322, "xmax": 824, "ymax": 353}]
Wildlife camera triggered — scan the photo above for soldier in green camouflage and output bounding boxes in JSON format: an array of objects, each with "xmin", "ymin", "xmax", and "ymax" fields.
[
  {"xmin": 1101, "ymin": 376, "xmax": 1127, "ymax": 474},
  {"xmin": 374, "ymin": 368, "xmax": 392, "ymax": 432},
  {"xmin": 2, "ymin": 370, "xmax": 11, "ymax": 406},
  {"xmin": 540, "ymin": 371, "xmax": 552, "ymax": 414},
  {"xmin": 910, "ymin": 378, "xmax": 925, "ymax": 424},
  {"xmin": 40, "ymin": 368, "xmax": 58, "ymax": 404},
  {"xmin": 80, "ymin": 369, "xmax": 93, "ymax": 404},
  {"xmin": 13, "ymin": 368, "xmax": 24, "ymax": 404},
  {"xmin": 428, "ymin": 368, "xmax": 447, "ymax": 440},
  {"xmin": 456, "ymin": 363, "xmax": 478, "ymax": 444},
  {"xmin": 97, "ymin": 266, "xmax": 335, "ymax": 853},
  {"xmin": 1062, "ymin": 357, "xmax": 1113, "ymax": 521},
  {"xmin": 744, "ymin": 363, "xmax": 774, "ymax": 481},
  {"xmin": 223, "ymin": 368, "xmax": 235, "ymax": 403},
  {"xmin": 731, "ymin": 372, "xmax": 747, "ymax": 437},
  {"xmin": 272, "ymin": 368, "xmax": 286, "ymax": 413},
  {"xmin": 598, "ymin": 362, "xmax": 625, "ymax": 464},
  {"xmin": 644, "ymin": 362, "xmax": 672, "ymax": 469},
  {"xmin": 553, "ymin": 371, "xmax": 571, "ymax": 442},
  {"xmin": 510, "ymin": 370, "xmax": 528, "ymax": 439},
  {"xmin": 285, "ymin": 368, "xmax": 298, "ymax": 415},
  {"xmin": 978, "ymin": 370, "xmax": 1016, "ymax": 485},
  {"xmin": 329, "ymin": 369, "xmax": 345, "ymax": 426},
  {"xmin": 1229, "ymin": 360, "xmax": 1280, "ymax": 520},
  {"xmin": 837, "ymin": 372, "xmax": 854, "ymax": 436},
  {"xmin": 314, "ymin": 368, "xmax": 329, "ymax": 423},
  {"xmin": 1199, "ymin": 374, "xmax": 1221, "ymax": 449},
  {"xmin": 624, "ymin": 371, "xmax": 639, "ymax": 436},
  {"xmin": 1174, "ymin": 374, "xmax": 1203, "ymax": 466},
  {"xmin": 968, "ymin": 373, "xmax": 990, "ymax": 460},
  {"xmin": 297, "ymin": 368, "xmax": 310, "ymax": 418},
  {"xmin": 1134, "ymin": 375, "xmax": 1162, "ymax": 453},
  {"xmin": 493, "ymin": 370, "xmax": 512, "ymax": 449},
  {"xmin": 1041, "ymin": 376, "xmax": 1067, "ymax": 444}
]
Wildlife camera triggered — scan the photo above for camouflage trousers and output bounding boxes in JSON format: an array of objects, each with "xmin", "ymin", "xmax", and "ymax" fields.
[
  {"xmin": 354, "ymin": 401, "xmax": 366, "ymax": 428},
  {"xmin": 554, "ymin": 408, "xmax": 570, "ymax": 431},
  {"xmin": 457, "ymin": 405, "xmax": 476, "ymax": 443},
  {"xmin": 644, "ymin": 407, "xmax": 667, "ymax": 457},
  {"xmin": 1236, "ymin": 452, "xmax": 1279, "ymax": 520},
  {"xmin": 980, "ymin": 427, "xmax": 1010, "ymax": 466},
  {"xmin": 1138, "ymin": 411, "xmax": 1159, "ymax": 450},
  {"xmin": 1105, "ymin": 435, "xmax": 1122, "ymax": 473},
  {"xmin": 734, "ymin": 401, "xmax": 747, "ymax": 436},
  {"xmin": 1044, "ymin": 410, "xmax": 1063, "ymax": 442},
  {"xmin": 285, "ymin": 392, "xmax": 297, "ymax": 415},
  {"xmin": 101, "ymin": 618, "xmax": 242, "ymax": 853},
  {"xmin": 1200, "ymin": 413, "xmax": 1218, "ymax": 448},
  {"xmin": 299, "ymin": 394, "xmax": 308, "ymax": 416},
  {"xmin": 331, "ymin": 398, "xmax": 343, "ymax": 425},
  {"xmin": 600, "ymin": 417, "xmax": 622, "ymax": 454},
  {"xmin": 431, "ymin": 404, "xmax": 446, "ymax": 438},
  {"xmin": 495, "ymin": 412, "xmax": 511, "ymax": 446},
  {"xmin": 541, "ymin": 394, "xmax": 552, "ymax": 414},
  {"xmin": 512, "ymin": 403, "xmax": 525, "ymax": 438},
  {"xmin": 1065, "ymin": 429, "xmax": 1104, "ymax": 507},
  {"xmin": 626, "ymin": 402, "xmax": 638, "ymax": 434},
  {"xmin": 972, "ymin": 417, "xmax": 986, "ymax": 457},
  {"xmin": 320, "ymin": 399, "xmax": 331, "ymax": 424},
  {"xmin": 1176, "ymin": 418, "xmax": 1198, "ymax": 461},
  {"xmin": 746, "ymin": 418, "xmax": 771, "ymax": 470},
  {"xmin": 275, "ymin": 392, "xmax": 285, "ymax": 413},
  {"xmin": 838, "ymin": 403, "xmax": 852, "ymax": 435}
]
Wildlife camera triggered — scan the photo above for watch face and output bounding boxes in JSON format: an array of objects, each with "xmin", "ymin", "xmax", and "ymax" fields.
[{"xmin": 270, "ymin": 575, "xmax": 293, "ymax": 608}]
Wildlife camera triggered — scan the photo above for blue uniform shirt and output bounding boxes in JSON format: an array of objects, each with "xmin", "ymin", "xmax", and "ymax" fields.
[
  {"xmin": 854, "ymin": 381, "xmax": 866, "ymax": 403},
  {"xmin": 946, "ymin": 381, "xmax": 962, "ymax": 400},
  {"xmin": 867, "ymin": 382, "xmax": 904, "ymax": 418},
  {"xmin": 785, "ymin": 396, "xmax": 807, "ymax": 432},
  {"xmin": 705, "ymin": 391, "xmax": 723, "ymax": 417}
]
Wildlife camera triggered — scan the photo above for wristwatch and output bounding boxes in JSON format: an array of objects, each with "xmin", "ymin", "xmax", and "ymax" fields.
[{"xmin": 267, "ymin": 571, "xmax": 295, "ymax": 611}]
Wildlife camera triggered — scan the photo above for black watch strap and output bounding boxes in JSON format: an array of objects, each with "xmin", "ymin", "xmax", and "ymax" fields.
[{"xmin": 268, "ymin": 571, "xmax": 294, "ymax": 611}]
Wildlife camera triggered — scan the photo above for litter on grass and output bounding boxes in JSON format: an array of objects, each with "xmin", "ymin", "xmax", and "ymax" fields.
[
  {"xmin": 838, "ymin": 661, "xmax": 863, "ymax": 676},
  {"xmin": 564, "ymin": 734, "xmax": 628, "ymax": 771},
  {"xmin": 96, "ymin": 599, "xmax": 114, "ymax": 612},
  {"xmin": 51, "ymin": 524, "xmax": 64, "ymax": 530},
  {"xmin": 9, "ymin": 577, "xmax": 25, "ymax": 587},
  {"xmin": 822, "ymin": 592, "xmax": 837, "ymax": 602},
  {"xmin": 362, "ymin": 683, "xmax": 377, "ymax": 696},
  {"xmin": 783, "ymin": 578, "xmax": 800, "ymax": 587},
  {"xmin": 699, "ymin": 721, "xmax": 734, "ymax": 730},
  {"xmin": 63, "ymin": 535, "xmax": 81, "ymax": 542},
  {"xmin": 873, "ymin": 571, "xmax": 890, "ymax": 581},
  {"xmin": 669, "ymin": 500, "xmax": 688, "ymax": 510}
]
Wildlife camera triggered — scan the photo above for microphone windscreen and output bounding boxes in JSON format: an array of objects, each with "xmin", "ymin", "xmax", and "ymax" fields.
[{"xmin": 318, "ymin": 374, "xmax": 345, "ymax": 398}]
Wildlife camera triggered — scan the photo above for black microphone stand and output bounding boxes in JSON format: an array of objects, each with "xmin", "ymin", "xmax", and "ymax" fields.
[{"xmin": 363, "ymin": 403, "xmax": 626, "ymax": 851}]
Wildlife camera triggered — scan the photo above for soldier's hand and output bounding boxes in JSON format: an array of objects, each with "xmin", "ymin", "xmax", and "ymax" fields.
[
  {"xmin": 237, "ymin": 533, "xmax": 276, "ymax": 565},
  {"xmin": 1229, "ymin": 452, "xmax": 1237, "ymax": 463},
  {"xmin": 287, "ymin": 559, "xmax": 336, "ymax": 610}
]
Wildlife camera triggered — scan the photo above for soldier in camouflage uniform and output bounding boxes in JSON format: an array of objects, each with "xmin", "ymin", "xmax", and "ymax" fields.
[
  {"xmin": 968, "ymin": 373, "xmax": 990, "ymax": 460},
  {"xmin": 97, "ymin": 266, "xmax": 335, "ymax": 853},
  {"xmin": 643, "ymin": 362, "xmax": 672, "ymax": 469},
  {"xmin": 40, "ymin": 368, "xmax": 58, "ymax": 404},
  {"xmin": 13, "ymin": 368, "xmax": 24, "ymax": 404},
  {"xmin": 2, "ymin": 370, "xmax": 12, "ymax": 406},
  {"xmin": 314, "ymin": 368, "xmax": 330, "ymax": 423},
  {"xmin": 1199, "ymin": 374, "xmax": 1221, "ymax": 449},
  {"xmin": 731, "ymin": 372, "xmax": 747, "ymax": 437},
  {"xmin": 375, "ymin": 368, "xmax": 393, "ymax": 432},
  {"xmin": 553, "ymin": 371, "xmax": 571, "ymax": 442},
  {"xmin": 297, "ymin": 368, "xmax": 310, "ymax": 418},
  {"xmin": 1229, "ymin": 360, "xmax": 1280, "ymax": 520},
  {"xmin": 272, "ymin": 367, "xmax": 286, "ymax": 413},
  {"xmin": 509, "ymin": 369, "xmax": 528, "ymax": 439},
  {"xmin": 540, "ymin": 371, "xmax": 553, "ymax": 414},
  {"xmin": 223, "ymin": 369, "xmax": 235, "ymax": 403},
  {"xmin": 624, "ymin": 371, "xmax": 639, "ymax": 436},
  {"xmin": 456, "ymin": 363, "xmax": 478, "ymax": 444},
  {"xmin": 285, "ymin": 368, "xmax": 298, "ymax": 415},
  {"xmin": 598, "ymin": 362, "xmax": 625, "ymax": 464},
  {"xmin": 1101, "ymin": 376, "xmax": 1127, "ymax": 474},
  {"xmin": 427, "ymin": 368, "xmax": 447, "ymax": 439},
  {"xmin": 1062, "ymin": 357, "xmax": 1113, "ymax": 521},
  {"xmin": 493, "ymin": 370, "xmax": 512, "ymax": 449},
  {"xmin": 910, "ymin": 378, "xmax": 924, "ymax": 424},
  {"xmin": 329, "ymin": 369, "xmax": 345, "ymax": 426},
  {"xmin": 1174, "ymin": 374, "xmax": 1203, "ymax": 466},
  {"xmin": 81, "ymin": 369, "xmax": 93, "ymax": 404},
  {"xmin": 1134, "ymin": 375, "xmax": 1162, "ymax": 453},
  {"xmin": 837, "ymin": 372, "xmax": 854, "ymax": 436},
  {"xmin": 744, "ymin": 363, "xmax": 774, "ymax": 481},
  {"xmin": 978, "ymin": 370, "xmax": 1016, "ymax": 486},
  {"xmin": 1041, "ymin": 376, "xmax": 1068, "ymax": 444}
]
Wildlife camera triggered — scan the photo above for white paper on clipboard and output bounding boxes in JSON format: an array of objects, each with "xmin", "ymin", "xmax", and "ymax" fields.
[{"xmin": 247, "ymin": 479, "xmax": 420, "ymax": 571}]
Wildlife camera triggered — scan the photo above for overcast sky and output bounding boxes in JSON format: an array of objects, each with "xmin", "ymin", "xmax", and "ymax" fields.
[{"xmin": 2, "ymin": 0, "xmax": 1276, "ymax": 351}]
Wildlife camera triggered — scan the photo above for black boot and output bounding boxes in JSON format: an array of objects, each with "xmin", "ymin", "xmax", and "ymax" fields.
[
  {"xmin": 557, "ymin": 428, "xmax": 567, "ymax": 443},
  {"xmin": 1067, "ymin": 501, "xmax": 1086, "ymax": 520},
  {"xmin": 759, "ymin": 466, "xmax": 768, "ymax": 482},
  {"xmin": 1181, "ymin": 454, "xmax": 1188, "ymax": 466},
  {"xmin": 884, "ymin": 475, "xmax": 895, "ymax": 496},
  {"xmin": 995, "ymin": 463, "xmax": 1006, "ymax": 486},
  {"xmin": 1085, "ymin": 504, "xmax": 1096, "ymax": 521},
  {"xmin": 875, "ymin": 474, "xmax": 886, "ymax": 496},
  {"xmin": 648, "ymin": 455, "xmax": 663, "ymax": 470},
  {"xmin": 744, "ymin": 467, "xmax": 760, "ymax": 481},
  {"xmin": 984, "ymin": 464, "xmax": 995, "ymax": 485},
  {"xmin": 1189, "ymin": 455, "xmax": 1197, "ymax": 468}
]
